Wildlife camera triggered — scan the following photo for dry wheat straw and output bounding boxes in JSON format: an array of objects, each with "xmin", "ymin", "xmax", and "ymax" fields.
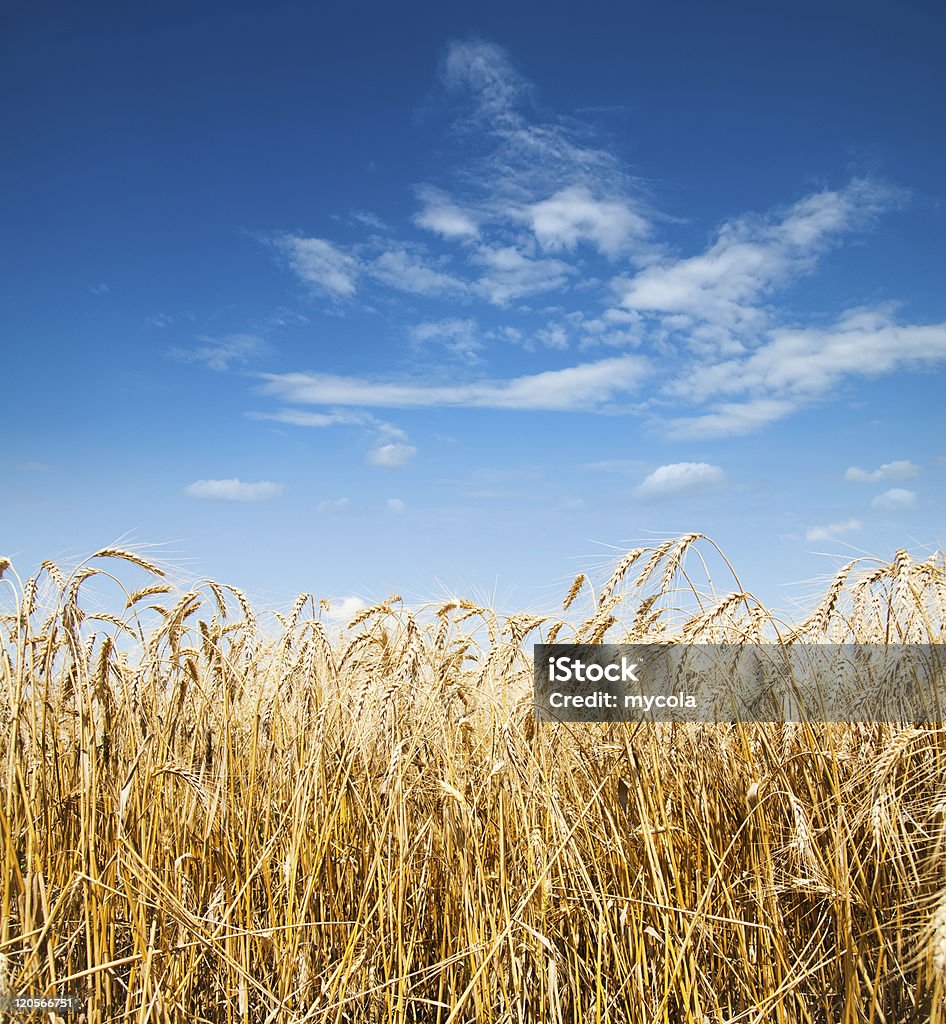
[{"xmin": 0, "ymin": 536, "xmax": 943, "ymax": 1023}]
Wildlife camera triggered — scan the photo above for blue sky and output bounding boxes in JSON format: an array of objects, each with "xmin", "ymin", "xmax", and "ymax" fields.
[{"xmin": 3, "ymin": 0, "xmax": 945, "ymax": 619}]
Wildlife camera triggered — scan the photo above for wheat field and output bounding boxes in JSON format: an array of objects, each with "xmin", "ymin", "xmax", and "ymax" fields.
[{"xmin": 1, "ymin": 535, "xmax": 945, "ymax": 1023}]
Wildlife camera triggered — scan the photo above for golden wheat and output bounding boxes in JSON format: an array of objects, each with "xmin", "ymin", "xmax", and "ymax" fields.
[{"xmin": 0, "ymin": 535, "xmax": 944, "ymax": 1022}]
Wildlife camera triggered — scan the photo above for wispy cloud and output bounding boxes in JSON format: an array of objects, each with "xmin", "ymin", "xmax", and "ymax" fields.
[
  {"xmin": 663, "ymin": 399, "xmax": 796, "ymax": 439},
  {"xmin": 529, "ymin": 322, "xmax": 568, "ymax": 350},
  {"xmin": 844, "ymin": 460, "xmax": 920, "ymax": 483},
  {"xmin": 172, "ymin": 333, "xmax": 266, "ymax": 371},
  {"xmin": 258, "ymin": 39, "xmax": 941, "ymax": 449},
  {"xmin": 414, "ymin": 186, "xmax": 479, "ymax": 239},
  {"xmin": 633, "ymin": 462, "xmax": 726, "ymax": 501},
  {"xmin": 585, "ymin": 459, "xmax": 642, "ymax": 474},
  {"xmin": 260, "ymin": 354, "xmax": 648, "ymax": 412},
  {"xmin": 351, "ymin": 209, "xmax": 389, "ymax": 230},
  {"xmin": 249, "ymin": 408, "xmax": 407, "ymax": 441},
  {"xmin": 472, "ymin": 246, "xmax": 574, "ymax": 306},
  {"xmin": 620, "ymin": 181, "xmax": 895, "ymax": 337},
  {"xmin": 573, "ymin": 307, "xmax": 642, "ymax": 349},
  {"xmin": 678, "ymin": 310, "xmax": 946, "ymax": 401},
  {"xmin": 258, "ymin": 307, "xmax": 311, "ymax": 329},
  {"xmin": 184, "ymin": 478, "xmax": 284, "ymax": 502},
  {"xmin": 370, "ymin": 246, "xmax": 466, "ymax": 296},
  {"xmin": 409, "ymin": 318, "xmax": 482, "ymax": 362},
  {"xmin": 252, "ymin": 404, "xmax": 418, "ymax": 469},
  {"xmin": 366, "ymin": 443, "xmax": 417, "ymax": 468},
  {"xmin": 440, "ymin": 37, "xmax": 529, "ymax": 128},
  {"xmin": 251, "ymin": 409, "xmax": 360, "ymax": 428},
  {"xmin": 663, "ymin": 311, "xmax": 946, "ymax": 437},
  {"xmin": 277, "ymin": 236, "xmax": 359, "ymax": 297},
  {"xmin": 806, "ymin": 518, "xmax": 862, "ymax": 541},
  {"xmin": 386, "ymin": 498, "xmax": 407, "ymax": 514},
  {"xmin": 316, "ymin": 497, "xmax": 352, "ymax": 514},
  {"xmin": 871, "ymin": 488, "xmax": 917, "ymax": 510},
  {"xmin": 272, "ymin": 38, "xmax": 652, "ymax": 318},
  {"xmin": 440, "ymin": 39, "xmax": 646, "ymax": 216}
]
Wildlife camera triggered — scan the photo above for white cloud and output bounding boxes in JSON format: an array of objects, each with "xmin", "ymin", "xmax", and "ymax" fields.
[
  {"xmin": 619, "ymin": 180, "xmax": 894, "ymax": 332},
  {"xmin": 268, "ymin": 39, "xmax": 651, "ymax": 328},
  {"xmin": 633, "ymin": 462, "xmax": 726, "ymax": 501},
  {"xmin": 386, "ymin": 498, "xmax": 407, "ymax": 514},
  {"xmin": 184, "ymin": 478, "xmax": 284, "ymax": 502},
  {"xmin": 533, "ymin": 323, "xmax": 569, "ymax": 350},
  {"xmin": 316, "ymin": 497, "xmax": 351, "ymax": 514},
  {"xmin": 574, "ymin": 307, "xmax": 643, "ymax": 349},
  {"xmin": 249, "ymin": 408, "xmax": 408, "ymax": 442},
  {"xmin": 366, "ymin": 443, "xmax": 417, "ymax": 468},
  {"xmin": 441, "ymin": 38, "xmax": 527, "ymax": 127},
  {"xmin": 259, "ymin": 44, "xmax": 935, "ymax": 448},
  {"xmin": 435, "ymin": 37, "xmax": 653, "ymax": 277},
  {"xmin": 528, "ymin": 186, "xmax": 647, "ymax": 258},
  {"xmin": 723, "ymin": 311, "xmax": 946, "ymax": 397},
  {"xmin": 806, "ymin": 519, "xmax": 862, "ymax": 541},
  {"xmin": 262, "ymin": 307, "xmax": 310, "ymax": 328},
  {"xmin": 664, "ymin": 311, "xmax": 946, "ymax": 437},
  {"xmin": 172, "ymin": 333, "xmax": 265, "ymax": 371},
  {"xmin": 323, "ymin": 595, "xmax": 367, "ymax": 623},
  {"xmin": 414, "ymin": 186, "xmax": 479, "ymax": 239},
  {"xmin": 351, "ymin": 209, "xmax": 388, "ymax": 230},
  {"xmin": 663, "ymin": 399, "xmax": 796, "ymax": 439},
  {"xmin": 844, "ymin": 460, "xmax": 920, "ymax": 483},
  {"xmin": 585, "ymin": 459, "xmax": 641, "ymax": 474},
  {"xmin": 278, "ymin": 236, "xmax": 359, "ymax": 297},
  {"xmin": 473, "ymin": 245, "xmax": 573, "ymax": 305},
  {"xmin": 488, "ymin": 325, "xmax": 524, "ymax": 345},
  {"xmin": 441, "ymin": 39, "xmax": 640, "ymax": 210},
  {"xmin": 252, "ymin": 409, "xmax": 361, "ymax": 428},
  {"xmin": 370, "ymin": 247, "xmax": 466, "ymax": 296},
  {"xmin": 260, "ymin": 354, "xmax": 649, "ymax": 412},
  {"xmin": 410, "ymin": 318, "xmax": 482, "ymax": 362},
  {"xmin": 871, "ymin": 488, "xmax": 918, "ymax": 510}
]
